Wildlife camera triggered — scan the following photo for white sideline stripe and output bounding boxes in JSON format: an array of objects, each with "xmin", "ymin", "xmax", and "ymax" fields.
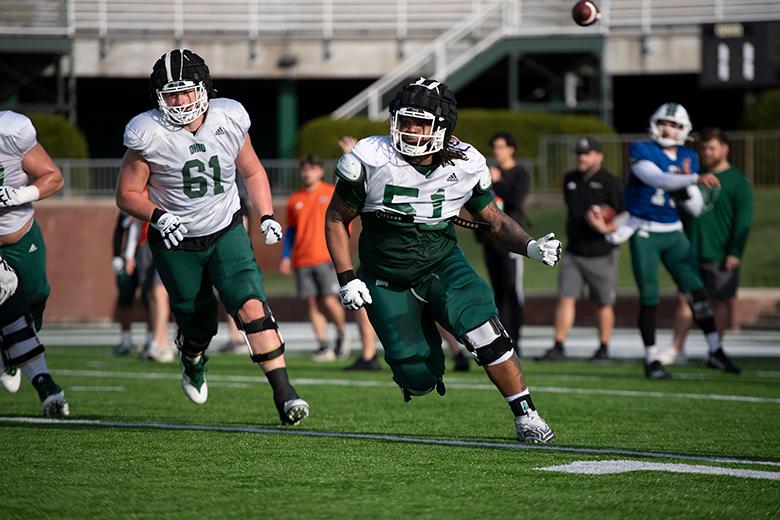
[
  {"xmin": 1, "ymin": 416, "xmax": 779, "ymax": 468},
  {"xmin": 54, "ymin": 369, "xmax": 780, "ymax": 405},
  {"xmin": 68, "ymin": 386, "xmax": 125, "ymax": 392},
  {"xmin": 538, "ymin": 460, "xmax": 780, "ymax": 481}
]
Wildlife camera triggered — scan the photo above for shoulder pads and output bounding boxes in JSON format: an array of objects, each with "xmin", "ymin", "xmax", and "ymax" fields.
[
  {"xmin": 336, "ymin": 153, "xmax": 364, "ymax": 183},
  {"xmin": 477, "ymin": 168, "xmax": 492, "ymax": 193}
]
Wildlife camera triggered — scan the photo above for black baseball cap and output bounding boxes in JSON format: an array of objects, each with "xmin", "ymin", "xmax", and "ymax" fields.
[{"xmin": 575, "ymin": 137, "xmax": 603, "ymax": 154}]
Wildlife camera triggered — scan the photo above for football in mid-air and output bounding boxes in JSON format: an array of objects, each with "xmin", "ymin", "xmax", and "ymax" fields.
[{"xmin": 572, "ymin": 1, "xmax": 601, "ymax": 27}]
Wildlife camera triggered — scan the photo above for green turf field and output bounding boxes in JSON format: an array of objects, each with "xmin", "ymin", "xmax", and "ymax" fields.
[{"xmin": 2, "ymin": 347, "xmax": 779, "ymax": 518}]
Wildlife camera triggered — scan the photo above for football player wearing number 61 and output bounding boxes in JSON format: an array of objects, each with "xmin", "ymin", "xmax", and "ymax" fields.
[
  {"xmin": 325, "ymin": 78, "xmax": 561, "ymax": 443},
  {"xmin": 116, "ymin": 49, "xmax": 309, "ymax": 425},
  {"xmin": 616, "ymin": 103, "xmax": 741, "ymax": 379}
]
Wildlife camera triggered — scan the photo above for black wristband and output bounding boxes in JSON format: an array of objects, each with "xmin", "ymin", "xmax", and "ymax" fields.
[
  {"xmin": 260, "ymin": 214, "xmax": 274, "ymax": 223},
  {"xmin": 151, "ymin": 208, "xmax": 165, "ymax": 224},
  {"xmin": 337, "ymin": 270, "xmax": 357, "ymax": 286}
]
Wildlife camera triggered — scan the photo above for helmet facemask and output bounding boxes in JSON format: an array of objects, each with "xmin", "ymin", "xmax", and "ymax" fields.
[
  {"xmin": 649, "ymin": 103, "xmax": 692, "ymax": 147},
  {"xmin": 150, "ymin": 49, "xmax": 214, "ymax": 126},
  {"xmin": 156, "ymin": 80, "xmax": 208, "ymax": 126},
  {"xmin": 390, "ymin": 107, "xmax": 447, "ymax": 157}
]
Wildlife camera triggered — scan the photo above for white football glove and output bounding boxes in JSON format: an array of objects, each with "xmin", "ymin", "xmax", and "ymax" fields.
[
  {"xmin": 152, "ymin": 212, "xmax": 188, "ymax": 249},
  {"xmin": 260, "ymin": 216, "xmax": 283, "ymax": 245},
  {"xmin": 0, "ymin": 185, "xmax": 39, "ymax": 208},
  {"xmin": 526, "ymin": 232, "xmax": 562, "ymax": 267},
  {"xmin": 0, "ymin": 255, "xmax": 19, "ymax": 305},
  {"xmin": 339, "ymin": 279, "xmax": 373, "ymax": 310},
  {"xmin": 111, "ymin": 256, "xmax": 125, "ymax": 274}
]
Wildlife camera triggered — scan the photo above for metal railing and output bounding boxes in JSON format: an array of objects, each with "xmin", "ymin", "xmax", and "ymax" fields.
[
  {"xmin": 332, "ymin": 0, "xmax": 780, "ymax": 119},
  {"xmin": 538, "ymin": 130, "xmax": 780, "ymax": 192},
  {"xmin": 3, "ymin": 1, "xmax": 780, "ymax": 39},
  {"xmin": 53, "ymin": 131, "xmax": 780, "ymax": 198}
]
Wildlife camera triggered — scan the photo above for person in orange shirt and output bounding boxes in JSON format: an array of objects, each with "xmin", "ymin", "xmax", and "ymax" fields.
[{"xmin": 280, "ymin": 155, "xmax": 349, "ymax": 361}]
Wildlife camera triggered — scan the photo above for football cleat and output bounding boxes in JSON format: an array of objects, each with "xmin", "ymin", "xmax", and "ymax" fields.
[
  {"xmin": 34, "ymin": 374, "xmax": 70, "ymax": 418},
  {"xmin": 343, "ymin": 356, "xmax": 381, "ymax": 371},
  {"xmin": 217, "ymin": 339, "xmax": 245, "ymax": 354},
  {"xmin": 535, "ymin": 345, "xmax": 566, "ymax": 361},
  {"xmin": 280, "ymin": 398, "xmax": 309, "ymax": 425},
  {"xmin": 311, "ymin": 343, "xmax": 336, "ymax": 362},
  {"xmin": 146, "ymin": 341, "xmax": 175, "ymax": 363},
  {"xmin": 0, "ymin": 365, "xmax": 21, "ymax": 393},
  {"xmin": 179, "ymin": 351, "xmax": 209, "ymax": 404},
  {"xmin": 334, "ymin": 332, "xmax": 351, "ymax": 360},
  {"xmin": 706, "ymin": 348, "xmax": 741, "ymax": 375},
  {"xmin": 515, "ymin": 410, "xmax": 555, "ymax": 444},
  {"xmin": 589, "ymin": 345, "xmax": 609, "ymax": 361},
  {"xmin": 41, "ymin": 391, "xmax": 70, "ymax": 418},
  {"xmin": 453, "ymin": 351, "xmax": 470, "ymax": 372},
  {"xmin": 112, "ymin": 339, "xmax": 134, "ymax": 356},
  {"xmin": 645, "ymin": 360, "xmax": 672, "ymax": 380}
]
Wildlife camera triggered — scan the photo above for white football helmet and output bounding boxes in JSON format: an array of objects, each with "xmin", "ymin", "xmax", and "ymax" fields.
[
  {"xmin": 649, "ymin": 103, "xmax": 692, "ymax": 147},
  {"xmin": 150, "ymin": 49, "xmax": 212, "ymax": 126}
]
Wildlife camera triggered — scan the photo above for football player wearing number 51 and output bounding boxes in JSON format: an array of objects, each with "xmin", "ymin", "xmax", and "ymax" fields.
[
  {"xmin": 325, "ymin": 77, "xmax": 561, "ymax": 444},
  {"xmin": 116, "ymin": 49, "xmax": 308, "ymax": 425}
]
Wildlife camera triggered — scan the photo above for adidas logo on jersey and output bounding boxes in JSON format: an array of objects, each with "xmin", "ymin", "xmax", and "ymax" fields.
[
  {"xmin": 28, "ymin": 244, "xmax": 38, "ymax": 253},
  {"xmin": 446, "ymin": 173, "xmax": 458, "ymax": 182},
  {"xmin": 215, "ymin": 126, "xmax": 226, "ymax": 136}
]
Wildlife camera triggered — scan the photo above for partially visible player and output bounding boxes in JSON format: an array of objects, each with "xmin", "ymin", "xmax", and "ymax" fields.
[
  {"xmin": 112, "ymin": 211, "xmax": 142, "ymax": 355},
  {"xmin": 616, "ymin": 103, "xmax": 740, "ymax": 378},
  {"xmin": 325, "ymin": 78, "xmax": 561, "ymax": 443},
  {"xmin": 115, "ymin": 49, "xmax": 308, "ymax": 424},
  {"xmin": 0, "ymin": 110, "xmax": 69, "ymax": 417}
]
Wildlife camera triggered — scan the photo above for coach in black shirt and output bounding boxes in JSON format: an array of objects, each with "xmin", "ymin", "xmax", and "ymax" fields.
[
  {"xmin": 537, "ymin": 137, "xmax": 624, "ymax": 361},
  {"xmin": 478, "ymin": 131, "xmax": 530, "ymax": 355}
]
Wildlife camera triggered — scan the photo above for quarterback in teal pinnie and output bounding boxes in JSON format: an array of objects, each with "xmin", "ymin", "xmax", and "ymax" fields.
[{"xmin": 325, "ymin": 78, "xmax": 561, "ymax": 443}]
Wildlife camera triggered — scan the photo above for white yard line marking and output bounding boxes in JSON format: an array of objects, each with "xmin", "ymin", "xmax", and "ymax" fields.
[
  {"xmin": 538, "ymin": 460, "xmax": 780, "ymax": 481},
  {"xmin": 68, "ymin": 386, "xmax": 125, "ymax": 392},
  {"xmin": 54, "ymin": 369, "xmax": 780, "ymax": 405},
  {"xmin": 1, "ymin": 416, "xmax": 779, "ymax": 468}
]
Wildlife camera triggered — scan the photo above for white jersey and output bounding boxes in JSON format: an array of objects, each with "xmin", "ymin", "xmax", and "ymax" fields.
[
  {"xmin": 345, "ymin": 135, "xmax": 491, "ymax": 224},
  {"xmin": 0, "ymin": 111, "xmax": 37, "ymax": 235},
  {"xmin": 123, "ymin": 98, "xmax": 249, "ymax": 237}
]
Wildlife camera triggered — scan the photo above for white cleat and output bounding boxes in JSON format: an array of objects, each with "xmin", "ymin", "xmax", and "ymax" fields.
[
  {"xmin": 281, "ymin": 398, "xmax": 310, "ymax": 425},
  {"xmin": 0, "ymin": 365, "xmax": 21, "ymax": 393},
  {"xmin": 515, "ymin": 410, "xmax": 556, "ymax": 444},
  {"xmin": 41, "ymin": 391, "xmax": 70, "ymax": 418},
  {"xmin": 179, "ymin": 352, "xmax": 208, "ymax": 405}
]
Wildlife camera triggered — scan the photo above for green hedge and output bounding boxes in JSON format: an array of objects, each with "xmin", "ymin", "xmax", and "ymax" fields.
[
  {"xmin": 297, "ymin": 109, "xmax": 614, "ymax": 158},
  {"xmin": 740, "ymin": 89, "xmax": 780, "ymax": 130},
  {"xmin": 27, "ymin": 113, "xmax": 89, "ymax": 159}
]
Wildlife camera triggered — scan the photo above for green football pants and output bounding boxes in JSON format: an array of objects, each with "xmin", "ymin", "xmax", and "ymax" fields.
[
  {"xmin": 0, "ymin": 221, "xmax": 50, "ymax": 331},
  {"xmin": 360, "ymin": 247, "xmax": 498, "ymax": 393},
  {"xmin": 629, "ymin": 229, "xmax": 704, "ymax": 305},
  {"xmin": 151, "ymin": 224, "xmax": 266, "ymax": 344}
]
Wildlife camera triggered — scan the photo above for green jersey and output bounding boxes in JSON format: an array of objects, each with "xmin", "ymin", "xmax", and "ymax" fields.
[
  {"xmin": 335, "ymin": 135, "xmax": 493, "ymax": 286},
  {"xmin": 681, "ymin": 166, "xmax": 752, "ymax": 261}
]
